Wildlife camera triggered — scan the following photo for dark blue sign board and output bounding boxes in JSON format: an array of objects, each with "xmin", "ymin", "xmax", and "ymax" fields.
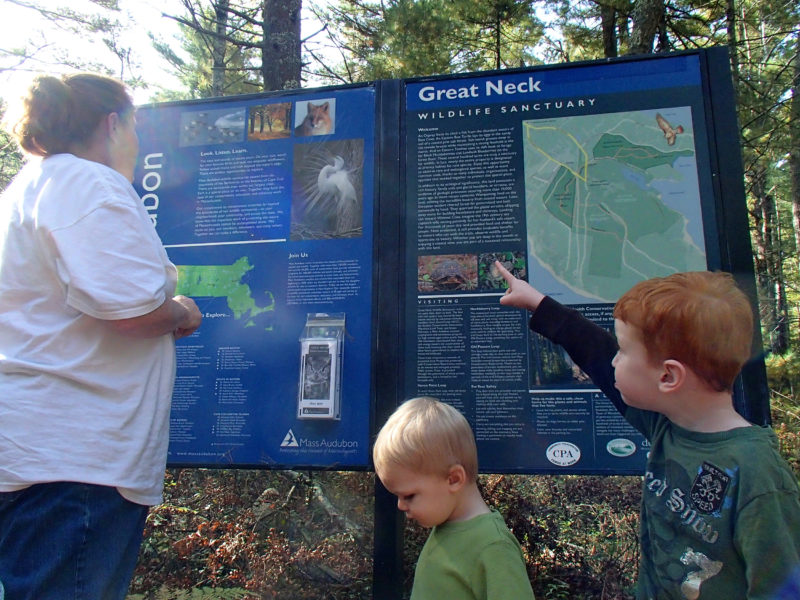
[
  {"xmin": 134, "ymin": 48, "xmax": 766, "ymax": 476},
  {"xmin": 403, "ymin": 52, "xmax": 726, "ymax": 475},
  {"xmin": 135, "ymin": 86, "xmax": 377, "ymax": 468}
]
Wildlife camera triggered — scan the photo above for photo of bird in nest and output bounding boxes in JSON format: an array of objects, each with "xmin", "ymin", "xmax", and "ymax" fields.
[{"xmin": 290, "ymin": 139, "xmax": 364, "ymax": 240}]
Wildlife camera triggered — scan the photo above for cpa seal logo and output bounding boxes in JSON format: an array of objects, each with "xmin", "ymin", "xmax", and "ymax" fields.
[
  {"xmin": 690, "ymin": 462, "xmax": 730, "ymax": 514},
  {"xmin": 546, "ymin": 442, "xmax": 581, "ymax": 466}
]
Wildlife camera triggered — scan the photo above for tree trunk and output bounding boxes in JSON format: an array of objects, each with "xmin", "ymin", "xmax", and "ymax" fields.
[
  {"xmin": 600, "ymin": 3, "xmax": 617, "ymax": 58},
  {"xmin": 725, "ymin": 0, "xmax": 739, "ymax": 90},
  {"xmin": 655, "ymin": 10, "xmax": 668, "ymax": 52},
  {"xmin": 628, "ymin": 0, "xmax": 663, "ymax": 55},
  {"xmin": 495, "ymin": 10, "xmax": 502, "ymax": 69},
  {"xmin": 766, "ymin": 196, "xmax": 790, "ymax": 354},
  {"xmin": 790, "ymin": 40, "xmax": 800, "ymax": 268},
  {"xmin": 750, "ymin": 176, "xmax": 773, "ymax": 350},
  {"xmin": 751, "ymin": 167, "xmax": 790, "ymax": 354},
  {"xmin": 260, "ymin": 0, "xmax": 302, "ymax": 91},
  {"xmin": 617, "ymin": 14, "xmax": 629, "ymax": 50},
  {"xmin": 211, "ymin": 0, "xmax": 229, "ymax": 97}
]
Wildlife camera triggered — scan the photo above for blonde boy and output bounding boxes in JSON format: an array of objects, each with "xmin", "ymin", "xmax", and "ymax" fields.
[
  {"xmin": 373, "ymin": 396, "xmax": 535, "ymax": 599},
  {"xmin": 496, "ymin": 262, "xmax": 800, "ymax": 599}
]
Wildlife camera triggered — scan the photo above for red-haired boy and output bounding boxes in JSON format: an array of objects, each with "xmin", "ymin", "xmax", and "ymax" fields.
[{"xmin": 496, "ymin": 263, "xmax": 800, "ymax": 599}]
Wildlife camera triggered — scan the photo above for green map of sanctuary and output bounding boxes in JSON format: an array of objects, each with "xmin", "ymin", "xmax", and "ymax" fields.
[{"xmin": 523, "ymin": 107, "xmax": 707, "ymax": 302}]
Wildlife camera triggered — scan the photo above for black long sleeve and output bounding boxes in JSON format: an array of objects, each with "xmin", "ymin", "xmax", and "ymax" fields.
[{"xmin": 528, "ymin": 296, "xmax": 627, "ymax": 417}]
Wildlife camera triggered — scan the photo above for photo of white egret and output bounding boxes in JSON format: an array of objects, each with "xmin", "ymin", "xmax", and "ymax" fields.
[{"xmin": 290, "ymin": 139, "xmax": 364, "ymax": 240}]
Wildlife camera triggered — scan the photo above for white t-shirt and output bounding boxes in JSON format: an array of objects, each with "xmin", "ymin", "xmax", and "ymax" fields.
[{"xmin": 0, "ymin": 153, "xmax": 177, "ymax": 505}]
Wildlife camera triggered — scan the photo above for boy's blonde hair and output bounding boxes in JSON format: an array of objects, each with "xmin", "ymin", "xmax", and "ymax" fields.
[
  {"xmin": 613, "ymin": 271, "xmax": 753, "ymax": 392},
  {"xmin": 373, "ymin": 397, "xmax": 478, "ymax": 480}
]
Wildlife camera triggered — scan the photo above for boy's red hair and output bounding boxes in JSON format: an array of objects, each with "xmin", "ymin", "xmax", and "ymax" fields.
[{"xmin": 613, "ymin": 271, "xmax": 753, "ymax": 392}]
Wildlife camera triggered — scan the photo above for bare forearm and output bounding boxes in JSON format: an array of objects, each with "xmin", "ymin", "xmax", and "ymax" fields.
[{"xmin": 109, "ymin": 295, "xmax": 202, "ymax": 339}]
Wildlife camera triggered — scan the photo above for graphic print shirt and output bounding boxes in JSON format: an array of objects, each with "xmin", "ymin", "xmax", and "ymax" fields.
[{"xmin": 529, "ymin": 297, "xmax": 800, "ymax": 599}]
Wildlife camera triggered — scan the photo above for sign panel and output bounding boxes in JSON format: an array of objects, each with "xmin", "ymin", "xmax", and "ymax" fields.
[
  {"xmin": 134, "ymin": 49, "xmax": 761, "ymax": 474},
  {"xmin": 402, "ymin": 53, "xmax": 730, "ymax": 473},
  {"xmin": 134, "ymin": 86, "xmax": 377, "ymax": 467}
]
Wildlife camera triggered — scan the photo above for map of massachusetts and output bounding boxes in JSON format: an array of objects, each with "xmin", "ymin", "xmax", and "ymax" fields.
[{"xmin": 175, "ymin": 257, "xmax": 275, "ymax": 329}]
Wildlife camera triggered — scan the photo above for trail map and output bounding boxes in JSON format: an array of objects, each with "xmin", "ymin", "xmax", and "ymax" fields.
[{"xmin": 523, "ymin": 107, "xmax": 707, "ymax": 302}]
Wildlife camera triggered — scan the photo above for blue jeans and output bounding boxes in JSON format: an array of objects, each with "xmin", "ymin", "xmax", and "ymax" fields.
[{"xmin": 0, "ymin": 482, "xmax": 148, "ymax": 600}]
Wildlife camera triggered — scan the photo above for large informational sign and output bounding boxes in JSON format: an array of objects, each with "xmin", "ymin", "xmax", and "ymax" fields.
[
  {"xmin": 135, "ymin": 48, "xmax": 763, "ymax": 474},
  {"xmin": 401, "ymin": 51, "xmax": 755, "ymax": 474},
  {"xmin": 134, "ymin": 85, "xmax": 377, "ymax": 468}
]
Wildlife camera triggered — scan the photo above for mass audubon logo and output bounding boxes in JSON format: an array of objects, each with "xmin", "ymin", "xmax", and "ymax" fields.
[
  {"xmin": 546, "ymin": 441, "xmax": 581, "ymax": 467},
  {"xmin": 279, "ymin": 429, "xmax": 360, "ymax": 452},
  {"xmin": 280, "ymin": 429, "xmax": 299, "ymax": 448}
]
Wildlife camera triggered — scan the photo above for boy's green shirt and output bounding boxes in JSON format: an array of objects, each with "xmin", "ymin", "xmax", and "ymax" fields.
[{"xmin": 410, "ymin": 509, "xmax": 535, "ymax": 600}]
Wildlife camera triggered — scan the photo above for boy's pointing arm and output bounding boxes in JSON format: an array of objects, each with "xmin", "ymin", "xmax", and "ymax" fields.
[
  {"xmin": 494, "ymin": 261, "xmax": 624, "ymax": 414},
  {"xmin": 495, "ymin": 261, "xmax": 545, "ymax": 312}
]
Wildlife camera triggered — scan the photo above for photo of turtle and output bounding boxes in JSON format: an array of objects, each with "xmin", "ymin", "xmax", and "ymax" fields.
[{"xmin": 417, "ymin": 254, "xmax": 477, "ymax": 292}]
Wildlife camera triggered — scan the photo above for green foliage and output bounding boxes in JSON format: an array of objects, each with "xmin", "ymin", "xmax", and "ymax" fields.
[
  {"xmin": 448, "ymin": 0, "xmax": 543, "ymax": 70},
  {"xmin": 734, "ymin": 4, "xmax": 799, "ymax": 355},
  {"xmin": 308, "ymin": 0, "xmax": 544, "ymax": 83},
  {"xmin": 766, "ymin": 352, "xmax": 800, "ymax": 397},
  {"xmin": 494, "ymin": 475, "xmax": 640, "ymax": 599},
  {"xmin": 546, "ymin": 0, "xmax": 624, "ymax": 61},
  {"xmin": 317, "ymin": 0, "xmax": 461, "ymax": 81},
  {"xmin": 155, "ymin": 0, "xmax": 302, "ymax": 95},
  {"xmin": 774, "ymin": 415, "xmax": 800, "ymax": 478},
  {"xmin": 766, "ymin": 353, "xmax": 800, "ymax": 478},
  {"xmin": 0, "ymin": 100, "xmax": 23, "ymax": 192},
  {"xmin": 150, "ymin": 8, "xmax": 262, "ymax": 100}
]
